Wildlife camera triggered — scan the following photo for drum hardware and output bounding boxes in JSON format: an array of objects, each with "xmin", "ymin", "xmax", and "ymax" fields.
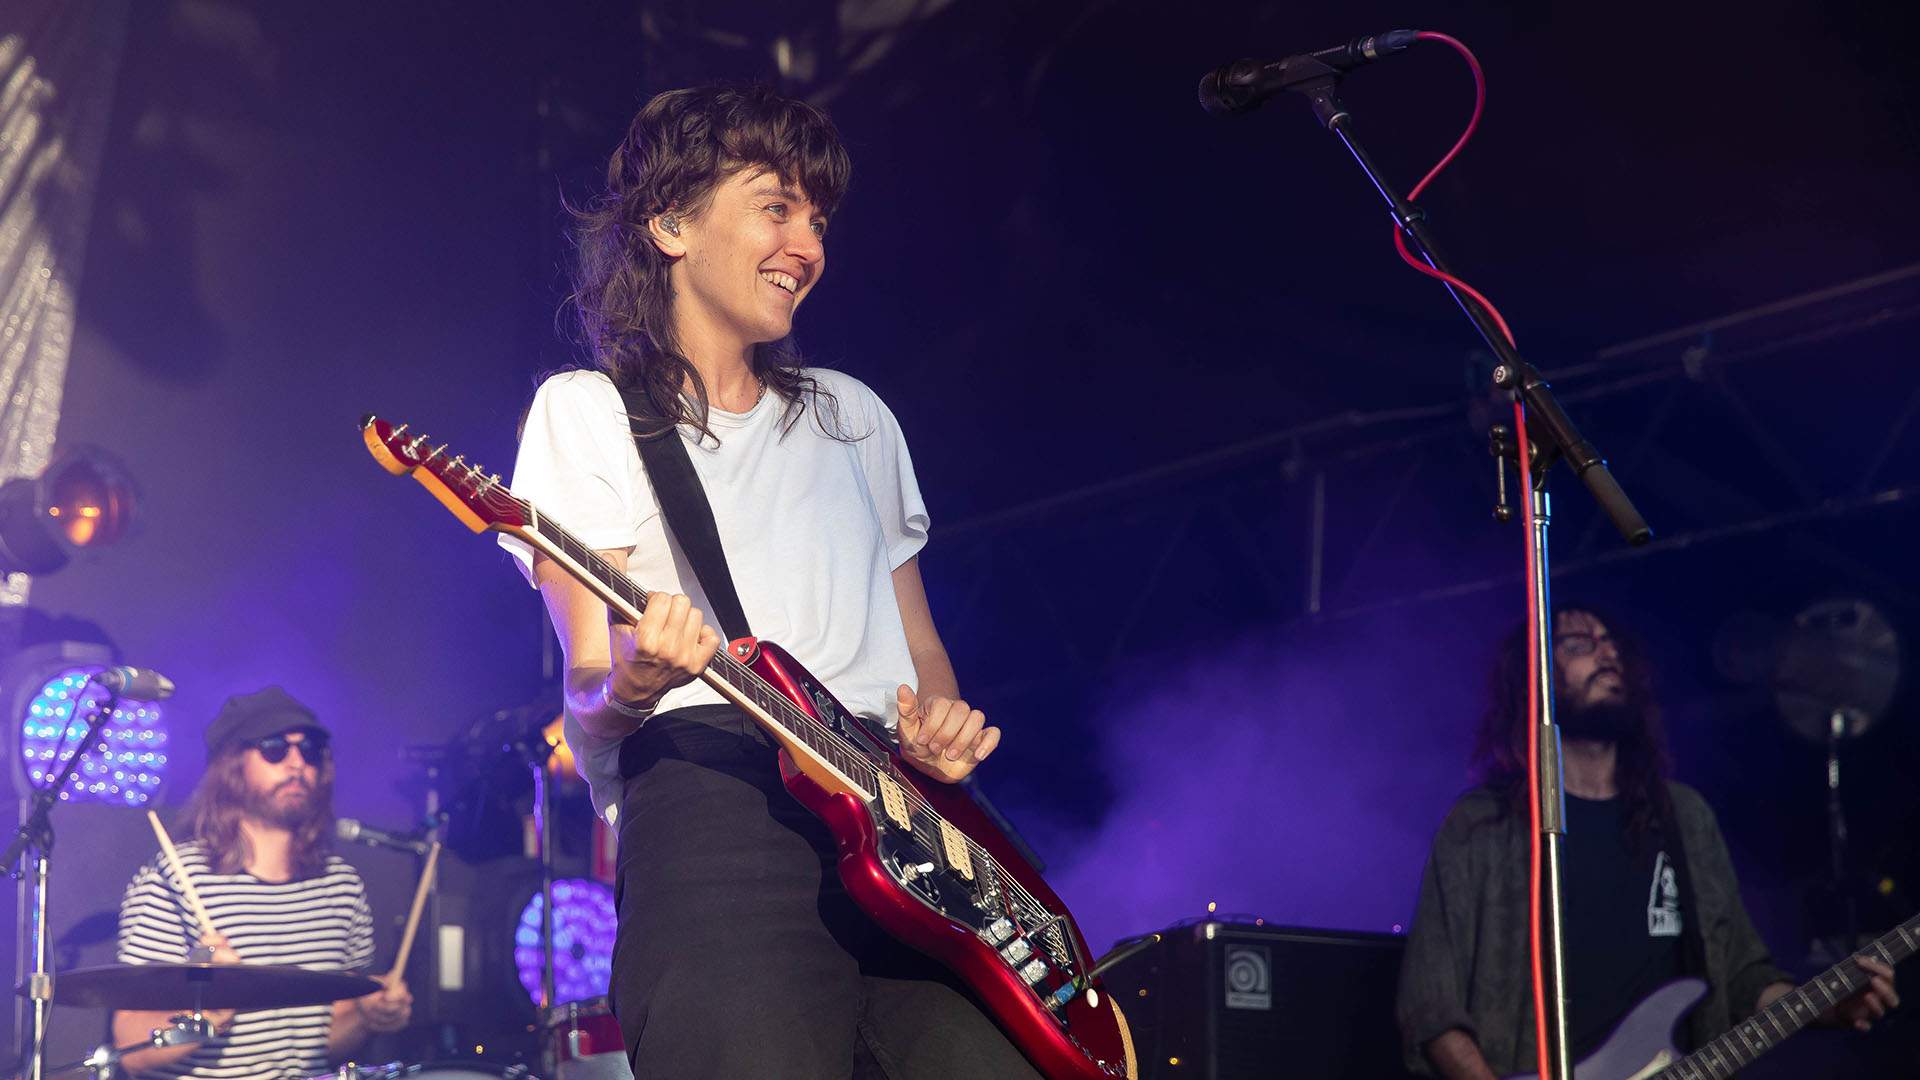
[
  {"xmin": 539, "ymin": 997, "xmax": 628, "ymax": 1080},
  {"xmin": 514, "ymin": 718, "xmax": 564, "ymax": 1075},
  {"xmin": 305, "ymin": 1063, "xmax": 539, "ymax": 1079},
  {"xmin": 41, "ymin": 1015, "xmax": 210, "ymax": 1080},
  {"xmin": 394, "ymin": 707, "xmax": 578, "ymax": 1066},
  {"xmin": 17, "ymin": 961, "xmax": 382, "ymax": 1011},
  {"xmin": 1714, "ymin": 598, "xmax": 1905, "ymax": 952},
  {"xmin": 13, "ymin": 962, "xmax": 380, "ymax": 1080}
]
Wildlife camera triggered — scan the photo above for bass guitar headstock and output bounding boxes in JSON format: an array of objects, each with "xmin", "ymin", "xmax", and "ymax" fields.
[{"xmin": 360, "ymin": 415, "xmax": 527, "ymax": 534}]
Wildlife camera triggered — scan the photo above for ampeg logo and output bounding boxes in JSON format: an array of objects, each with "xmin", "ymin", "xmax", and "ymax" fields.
[{"xmin": 1224, "ymin": 944, "xmax": 1272, "ymax": 1010}]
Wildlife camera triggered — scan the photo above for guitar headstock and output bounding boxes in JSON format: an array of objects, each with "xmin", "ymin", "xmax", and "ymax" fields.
[{"xmin": 361, "ymin": 415, "xmax": 527, "ymax": 534}]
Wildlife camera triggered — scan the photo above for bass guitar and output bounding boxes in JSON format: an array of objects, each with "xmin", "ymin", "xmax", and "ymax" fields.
[
  {"xmin": 1506, "ymin": 910, "xmax": 1917, "ymax": 1079},
  {"xmin": 360, "ymin": 416, "xmax": 1136, "ymax": 1080}
]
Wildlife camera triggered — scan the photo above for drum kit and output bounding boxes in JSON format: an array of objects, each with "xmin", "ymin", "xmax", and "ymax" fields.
[
  {"xmin": 5, "ymin": 689, "xmax": 628, "ymax": 1080},
  {"xmin": 12, "ymin": 961, "xmax": 626, "ymax": 1079}
]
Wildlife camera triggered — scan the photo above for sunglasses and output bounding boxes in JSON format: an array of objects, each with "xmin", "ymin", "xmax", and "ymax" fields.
[{"xmin": 254, "ymin": 732, "xmax": 330, "ymax": 766}]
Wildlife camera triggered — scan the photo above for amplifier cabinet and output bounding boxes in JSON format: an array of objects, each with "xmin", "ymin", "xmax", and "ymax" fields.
[{"xmin": 1098, "ymin": 921, "xmax": 1416, "ymax": 1079}]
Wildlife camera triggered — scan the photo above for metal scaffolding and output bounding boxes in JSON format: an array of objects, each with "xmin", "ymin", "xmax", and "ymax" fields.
[{"xmin": 927, "ymin": 264, "xmax": 1920, "ymax": 704}]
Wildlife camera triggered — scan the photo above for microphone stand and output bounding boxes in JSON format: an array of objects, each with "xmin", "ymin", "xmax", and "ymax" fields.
[
  {"xmin": 1270, "ymin": 59, "xmax": 1652, "ymax": 1080},
  {"xmin": 532, "ymin": 756, "xmax": 555, "ymax": 1014},
  {"xmin": 4, "ymin": 680, "xmax": 121, "ymax": 1080},
  {"xmin": 507, "ymin": 719, "xmax": 559, "ymax": 1075}
]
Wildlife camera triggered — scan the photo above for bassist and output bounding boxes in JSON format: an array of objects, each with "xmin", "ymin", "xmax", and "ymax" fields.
[
  {"xmin": 1394, "ymin": 606, "xmax": 1900, "ymax": 1079},
  {"xmin": 501, "ymin": 83, "xmax": 1038, "ymax": 1079}
]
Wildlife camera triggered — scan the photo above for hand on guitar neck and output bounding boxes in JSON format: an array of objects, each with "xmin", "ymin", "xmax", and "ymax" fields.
[
  {"xmin": 534, "ymin": 545, "xmax": 724, "ymax": 741},
  {"xmin": 606, "ymin": 591, "xmax": 724, "ymax": 711},
  {"xmin": 896, "ymin": 684, "xmax": 1001, "ymax": 783},
  {"xmin": 1762, "ymin": 954, "xmax": 1901, "ymax": 1033}
]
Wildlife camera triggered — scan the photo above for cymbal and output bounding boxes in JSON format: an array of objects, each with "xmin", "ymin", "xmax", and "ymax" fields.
[{"xmin": 23, "ymin": 963, "xmax": 381, "ymax": 1010}]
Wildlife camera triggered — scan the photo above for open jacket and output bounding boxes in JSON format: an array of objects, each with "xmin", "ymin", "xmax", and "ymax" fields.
[{"xmin": 1395, "ymin": 781, "xmax": 1790, "ymax": 1076}]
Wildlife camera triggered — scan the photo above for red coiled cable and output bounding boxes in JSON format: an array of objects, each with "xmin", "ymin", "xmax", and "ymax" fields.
[
  {"xmin": 1396, "ymin": 31, "xmax": 1552, "ymax": 1077},
  {"xmin": 1393, "ymin": 32, "xmax": 1517, "ymax": 350}
]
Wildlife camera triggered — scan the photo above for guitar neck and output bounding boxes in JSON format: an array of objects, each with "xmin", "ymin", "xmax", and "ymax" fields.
[
  {"xmin": 513, "ymin": 507, "xmax": 883, "ymax": 796},
  {"xmin": 520, "ymin": 505, "xmax": 656, "ymax": 618},
  {"xmin": 1665, "ymin": 911, "xmax": 1920, "ymax": 1080},
  {"xmin": 360, "ymin": 414, "xmax": 889, "ymax": 799}
]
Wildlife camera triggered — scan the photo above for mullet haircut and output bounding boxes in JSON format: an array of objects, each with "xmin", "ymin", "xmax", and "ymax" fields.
[{"xmin": 567, "ymin": 83, "xmax": 854, "ymax": 444}]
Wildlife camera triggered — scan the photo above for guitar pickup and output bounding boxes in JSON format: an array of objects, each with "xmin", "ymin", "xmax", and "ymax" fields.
[
  {"xmin": 1018, "ymin": 957, "xmax": 1049, "ymax": 986},
  {"xmin": 937, "ymin": 820, "xmax": 975, "ymax": 881},
  {"xmin": 875, "ymin": 773, "xmax": 913, "ymax": 831},
  {"xmin": 984, "ymin": 916, "xmax": 1015, "ymax": 945},
  {"xmin": 1000, "ymin": 937, "xmax": 1032, "ymax": 965}
]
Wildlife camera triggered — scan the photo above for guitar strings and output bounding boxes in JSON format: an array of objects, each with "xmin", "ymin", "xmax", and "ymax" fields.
[{"xmin": 486, "ymin": 482, "xmax": 1065, "ymax": 946}]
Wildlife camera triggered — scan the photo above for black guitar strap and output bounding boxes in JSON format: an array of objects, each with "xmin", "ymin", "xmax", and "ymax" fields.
[{"xmin": 614, "ymin": 386, "xmax": 753, "ymax": 642}]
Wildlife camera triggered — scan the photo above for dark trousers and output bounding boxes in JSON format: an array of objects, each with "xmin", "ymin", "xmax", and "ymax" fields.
[{"xmin": 612, "ymin": 706, "xmax": 1043, "ymax": 1080}]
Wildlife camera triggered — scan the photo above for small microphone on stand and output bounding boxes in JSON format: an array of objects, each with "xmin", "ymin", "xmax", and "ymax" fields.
[
  {"xmin": 336, "ymin": 818, "xmax": 432, "ymax": 856},
  {"xmin": 94, "ymin": 666, "xmax": 176, "ymax": 702},
  {"xmin": 1198, "ymin": 30, "xmax": 1419, "ymax": 114}
]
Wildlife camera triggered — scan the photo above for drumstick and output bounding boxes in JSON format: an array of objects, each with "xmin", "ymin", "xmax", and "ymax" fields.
[
  {"xmin": 386, "ymin": 841, "xmax": 441, "ymax": 983},
  {"xmin": 146, "ymin": 810, "xmax": 223, "ymax": 948}
]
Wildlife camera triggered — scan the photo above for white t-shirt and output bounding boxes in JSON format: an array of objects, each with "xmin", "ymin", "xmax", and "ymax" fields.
[{"xmin": 502, "ymin": 367, "xmax": 929, "ymax": 821}]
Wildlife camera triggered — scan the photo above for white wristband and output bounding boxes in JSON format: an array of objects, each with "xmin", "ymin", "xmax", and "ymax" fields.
[{"xmin": 605, "ymin": 681, "xmax": 657, "ymax": 721}]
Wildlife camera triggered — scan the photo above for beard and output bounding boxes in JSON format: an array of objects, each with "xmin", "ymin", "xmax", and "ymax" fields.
[
  {"xmin": 244, "ymin": 778, "xmax": 327, "ymax": 831},
  {"xmin": 1557, "ymin": 697, "xmax": 1644, "ymax": 743}
]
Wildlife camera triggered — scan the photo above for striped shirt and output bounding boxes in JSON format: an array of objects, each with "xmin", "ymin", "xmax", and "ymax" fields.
[{"xmin": 116, "ymin": 841, "xmax": 376, "ymax": 1079}]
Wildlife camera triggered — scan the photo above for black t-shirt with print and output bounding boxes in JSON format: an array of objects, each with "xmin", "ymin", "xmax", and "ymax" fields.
[{"xmin": 1562, "ymin": 793, "xmax": 1687, "ymax": 1059}]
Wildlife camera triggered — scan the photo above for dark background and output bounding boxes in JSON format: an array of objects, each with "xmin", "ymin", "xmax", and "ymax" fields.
[{"xmin": 6, "ymin": 0, "xmax": 1917, "ymax": 1073}]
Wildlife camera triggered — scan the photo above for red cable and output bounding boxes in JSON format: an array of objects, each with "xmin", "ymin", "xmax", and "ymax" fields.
[
  {"xmin": 1515, "ymin": 400, "xmax": 1551, "ymax": 1077},
  {"xmin": 1394, "ymin": 32, "xmax": 1518, "ymax": 350},
  {"xmin": 1398, "ymin": 31, "xmax": 1551, "ymax": 1075}
]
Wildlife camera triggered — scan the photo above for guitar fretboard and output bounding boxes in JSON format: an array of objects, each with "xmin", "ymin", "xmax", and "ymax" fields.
[
  {"xmin": 520, "ymin": 496, "xmax": 884, "ymax": 789},
  {"xmin": 506, "ymin": 487, "xmax": 1059, "ymax": 932},
  {"xmin": 1659, "ymin": 912, "xmax": 1919, "ymax": 1080}
]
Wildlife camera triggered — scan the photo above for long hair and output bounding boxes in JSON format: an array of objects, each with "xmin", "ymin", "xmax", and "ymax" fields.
[
  {"xmin": 1473, "ymin": 603, "xmax": 1674, "ymax": 842},
  {"xmin": 178, "ymin": 746, "xmax": 336, "ymax": 879},
  {"xmin": 567, "ymin": 83, "xmax": 855, "ymax": 445}
]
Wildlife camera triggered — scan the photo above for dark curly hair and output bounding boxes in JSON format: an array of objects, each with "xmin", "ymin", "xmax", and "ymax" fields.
[
  {"xmin": 567, "ymin": 83, "xmax": 854, "ymax": 444},
  {"xmin": 1473, "ymin": 603, "xmax": 1674, "ymax": 843}
]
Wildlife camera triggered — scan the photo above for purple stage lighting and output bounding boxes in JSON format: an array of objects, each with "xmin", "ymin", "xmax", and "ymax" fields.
[
  {"xmin": 514, "ymin": 877, "xmax": 617, "ymax": 1005},
  {"xmin": 19, "ymin": 667, "xmax": 169, "ymax": 806}
]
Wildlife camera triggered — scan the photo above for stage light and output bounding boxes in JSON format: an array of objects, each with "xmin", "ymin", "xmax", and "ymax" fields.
[
  {"xmin": 0, "ymin": 447, "xmax": 137, "ymax": 575},
  {"xmin": 514, "ymin": 877, "xmax": 616, "ymax": 1006},
  {"xmin": 541, "ymin": 714, "xmax": 575, "ymax": 778},
  {"xmin": 17, "ymin": 666, "xmax": 169, "ymax": 806}
]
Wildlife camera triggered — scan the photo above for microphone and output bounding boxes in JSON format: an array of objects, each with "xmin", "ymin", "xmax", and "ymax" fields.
[
  {"xmin": 1198, "ymin": 30, "xmax": 1419, "ymax": 114},
  {"xmin": 336, "ymin": 817, "xmax": 431, "ymax": 856},
  {"xmin": 94, "ymin": 666, "xmax": 176, "ymax": 701}
]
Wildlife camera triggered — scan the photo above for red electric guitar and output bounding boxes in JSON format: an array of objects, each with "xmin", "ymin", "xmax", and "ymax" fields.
[{"xmin": 360, "ymin": 416, "xmax": 1136, "ymax": 1080}]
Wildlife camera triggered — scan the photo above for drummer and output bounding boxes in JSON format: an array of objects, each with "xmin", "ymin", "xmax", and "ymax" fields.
[{"xmin": 112, "ymin": 686, "xmax": 412, "ymax": 1078}]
